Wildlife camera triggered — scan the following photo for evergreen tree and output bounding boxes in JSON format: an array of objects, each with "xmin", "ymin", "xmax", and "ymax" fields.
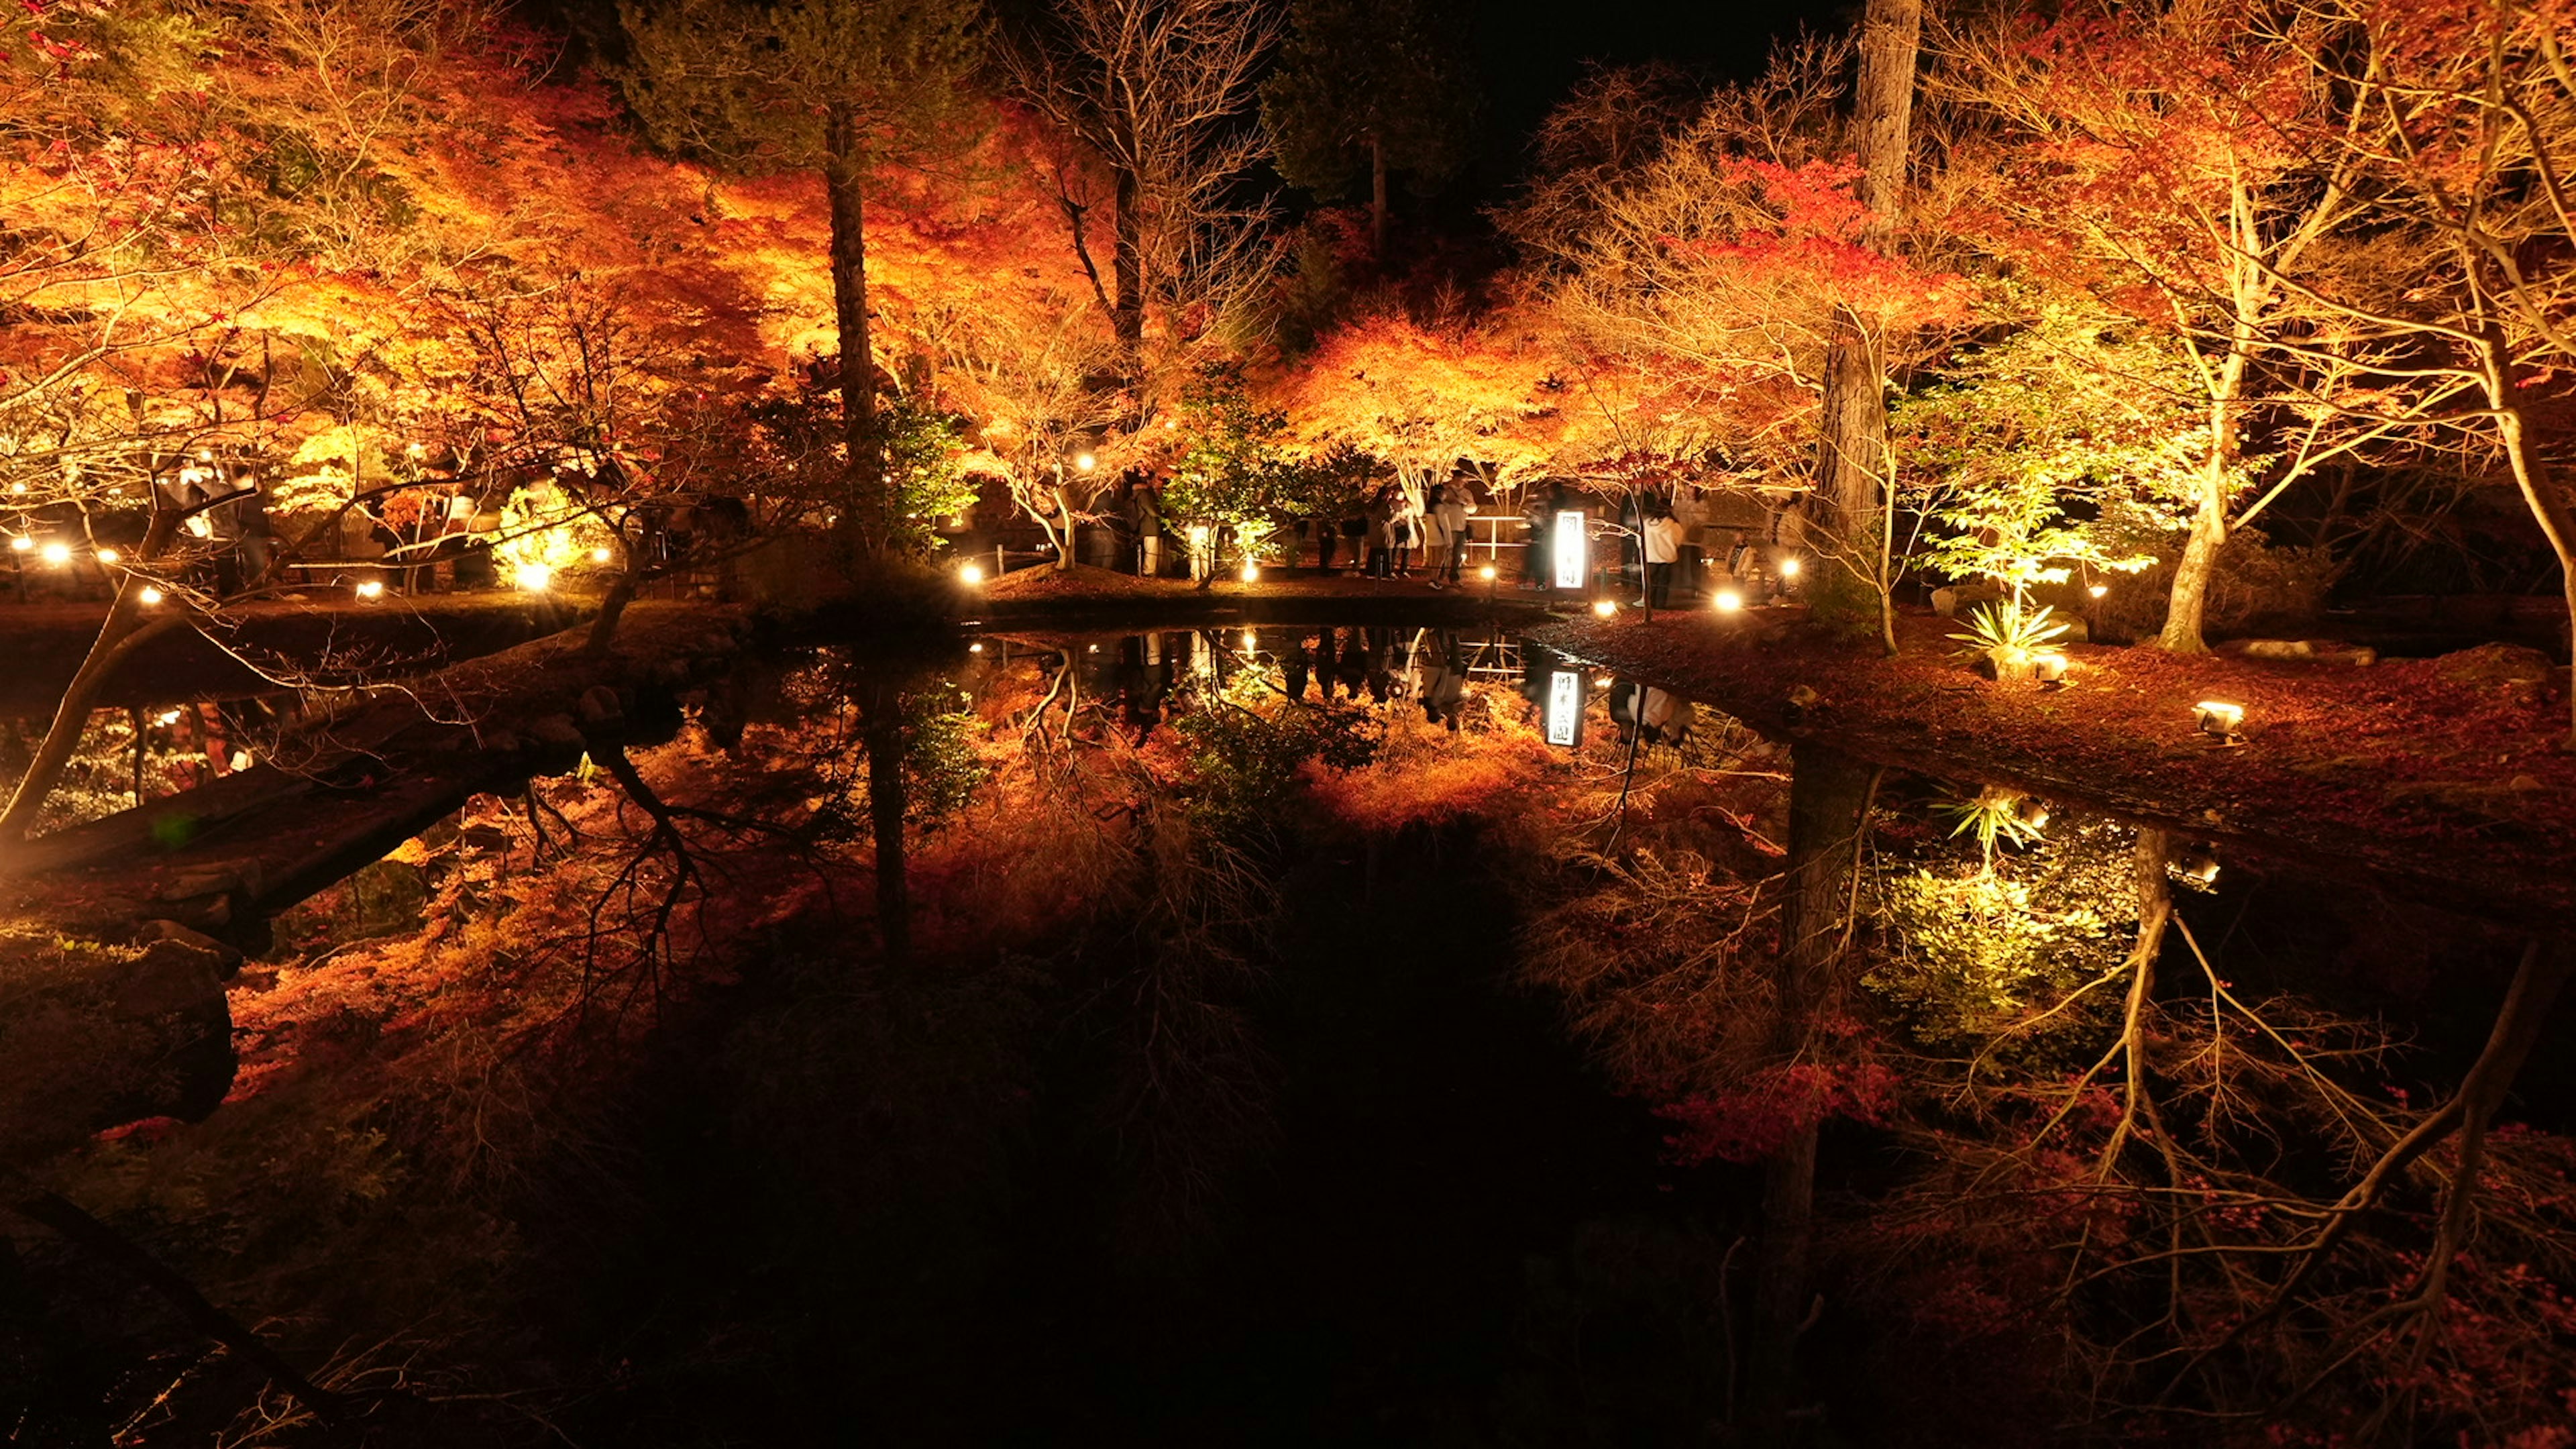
[
  {"xmin": 1258, "ymin": 0, "xmax": 1478, "ymax": 255},
  {"xmin": 611, "ymin": 0, "xmax": 985, "ymax": 554}
]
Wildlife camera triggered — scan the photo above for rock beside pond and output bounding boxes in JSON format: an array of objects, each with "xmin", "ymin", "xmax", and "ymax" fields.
[
  {"xmin": 1931, "ymin": 584, "xmax": 2001, "ymax": 619},
  {"xmin": 2218, "ymin": 638, "xmax": 2379, "ymax": 667},
  {"xmin": 2434, "ymin": 642, "xmax": 2563, "ymax": 692}
]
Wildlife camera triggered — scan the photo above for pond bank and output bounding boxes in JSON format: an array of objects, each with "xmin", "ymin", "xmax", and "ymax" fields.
[{"xmin": 1534, "ymin": 608, "xmax": 2576, "ymax": 931}]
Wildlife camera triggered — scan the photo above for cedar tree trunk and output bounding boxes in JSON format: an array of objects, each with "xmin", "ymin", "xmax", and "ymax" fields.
[
  {"xmin": 1807, "ymin": 0, "xmax": 1919, "ymax": 649},
  {"xmin": 1748, "ymin": 742, "xmax": 1876, "ymax": 1438},
  {"xmin": 823, "ymin": 107, "xmax": 884, "ymax": 554}
]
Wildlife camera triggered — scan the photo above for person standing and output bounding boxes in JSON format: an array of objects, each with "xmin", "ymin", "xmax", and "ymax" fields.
[
  {"xmin": 1643, "ymin": 502, "xmax": 1685, "ymax": 609},
  {"xmin": 1434, "ymin": 483, "xmax": 1470, "ymax": 585},
  {"xmin": 1364, "ymin": 486, "xmax": 1397, "ymax": 579},
  {"xmin": 1521, "ymin": 486, "xmax": 1554, "ymax": 590},
  {"xmin": 1389, "ymin": 488, "xmax": 1419, "ymax": 578},
  {"xmin": 1420, "ymin": 484, "xmax": 1452, "ymax": 589},
  {"xmin": 1130, "ymin": 480, "xmax": 1164, "ymax": 577}
]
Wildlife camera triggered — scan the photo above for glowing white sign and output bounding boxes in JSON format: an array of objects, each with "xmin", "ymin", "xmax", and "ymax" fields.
[
  {"xmin": 1546, "ymin": 669, "xmax": 1583, "ymax": 747},
  {"xmin": 1552, "ymin": 509, "xmax": 1587, "ymax": 590}
]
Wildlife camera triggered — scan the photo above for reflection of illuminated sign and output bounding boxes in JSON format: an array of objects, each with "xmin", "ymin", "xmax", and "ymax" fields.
[
  {"xmin": 1552, "ymin": 509, "xmax": 1587, "ymax": 590},
  {"xmin": 1546, "ymin": 669, "xmax": 1583, "ymax": 747}
]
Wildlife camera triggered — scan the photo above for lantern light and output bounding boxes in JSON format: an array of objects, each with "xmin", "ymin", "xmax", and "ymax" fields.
[
  {"xmin": 1553, "ymin": 509, "xmax": 1587, "ymax": 590},
  {"xmin": 7, "ymin": 535, "xmax": 28, "ymax": 552},
  {"xmin": 590, "ymin": 546, "xmax": 614, "ymax": 564},
  {"xmin": 514, "ymin": 562, "xmax": 553, "ymax": 592},
  {"xmin": 2088, "ymin": 584, "xmax": 2108, "ymax": 599},
  {"xmin": 40, "ymin": 541, "xmax": 70, "ymax": 566},
  {"xmin": 1075, "ymin": 452, "xmax": 1097, "ymax": 472},
  {"xmin": 1591, "ymin": 598, "xmax": 1617, "ymax": 619},
  {"xmin": 2196, "ymin": 700, "xmax": 2245, "ymax": 746},
  {"xmin": 1240, "ymin": 562, "xmax": 1259, "ymax": 583},
  {"xmin": 356, "ymin": 580, "xmax": 385, "ymax": 600},
  {"xmin": 959, "ymin": 562, "xmax": 986, "ymax": 586},
  {"xmin": 1478, "ymin": 564, "xmax": 1496, "ymax": 582},
  {"xmin": 139, "ymin": 586, "xmax": 164, "ymax": 606},
  {"xmin": 1240, "ymin": 631, "xmax": 1256, "ymax": 649},
  {"xmin": 1544, "ymin": 669, "xmax": 1583, "ymax": 747},
  {"xmin": 96, "ymin": 547, "xmax": 121, "ymax": 566},
  {"xmin": 1713, "ymin": 588, "xmax": 1744, "ymax": 613},
  {"xmin": 1778, "ymin": 555, "xmax": 1802, "ymax": 578}
]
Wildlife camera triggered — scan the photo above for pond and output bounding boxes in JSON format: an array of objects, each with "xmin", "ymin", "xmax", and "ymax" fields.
[{"xmin": 7, "ymin": 616, "xmax": 2567, "ymax": 1448}]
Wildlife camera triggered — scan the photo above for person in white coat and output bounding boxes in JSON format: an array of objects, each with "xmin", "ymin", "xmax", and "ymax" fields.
[{"xmin": 1642, "ymin": 502, "xmax": 1686, "ymax": 608}]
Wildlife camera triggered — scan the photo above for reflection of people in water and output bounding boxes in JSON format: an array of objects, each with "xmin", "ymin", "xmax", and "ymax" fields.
[
  {"xmin": 1334, "ymin": 629, "xmax": 1368, "ymax": 700},
  {"xmin": 1114, "ymin": 633, "xmax": 1171, "ymax": 743},
  {"xmin": 1608, "ymin": 679, "xmax": 1694, "ymax": 747},
  {"xmin": 1418, "ymin": 631, "xmax": 1466, "ymax": 733},
  {"xmin": 1283, "ymin": 635, "xmax": 1312, "ymax": 700},
  {"xmin": 1364, "ymin": 627, "xmax": 1394, "ymax": 704}
]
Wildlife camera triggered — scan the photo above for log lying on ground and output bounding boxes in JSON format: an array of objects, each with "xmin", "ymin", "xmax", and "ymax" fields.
[{"xmin": 3, "ymin": 603, "xmax": 759, "ymax": 944}]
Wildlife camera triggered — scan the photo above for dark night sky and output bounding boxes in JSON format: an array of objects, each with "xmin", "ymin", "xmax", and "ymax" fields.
[{"xmin": 1462, "ymin": 0, "xmax": 1860, "ymax": 189}]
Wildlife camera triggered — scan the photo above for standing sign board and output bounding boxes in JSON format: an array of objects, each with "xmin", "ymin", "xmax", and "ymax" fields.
[
  {"xmin": 1545, "ymin": 669, "xmax": 1585, "ymax": 748},
  {"xmin": 1552, "ymin": 509, "xmax": 1588, "ymax": 591}
]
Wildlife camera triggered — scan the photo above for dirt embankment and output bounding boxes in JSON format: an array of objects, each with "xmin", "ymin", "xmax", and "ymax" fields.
[{"xmin": 1535, "ymin": 609, "xmax": 2576, "ymax": 930}]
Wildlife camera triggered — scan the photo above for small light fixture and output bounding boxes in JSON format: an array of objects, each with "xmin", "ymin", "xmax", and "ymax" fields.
[
  {"xmin": 138, "ymin": 586, "xmax": 165, "ymax": 606},
  {"xmin": 1240, "ymin": 631, "xmax": 1256, "ymax": 649},
  {"xmin": 514, "ymin": 561, "xmax": 553, "ymax": 592},
  {"xmin": 1478, "ymin": 564, "xmax": 1496, "ymax": 582},
  {"xmin": 1075, "ymin": 453, "xmax": 1097, "ymax": 472},
  {"xmin": 2016, "ymin": 798, "xmax": 2051, "ymax": 830},
  {"xmin": 40, "ymin": 541, "xmax": 70, "ymax": 566},
  {"xmin": 2088, "ymin": 584, "xmax": 2108, "ymax": 599},
  {"xmin": 1778, "ymin": 556, "xmax": 1802, "ymax": 579},
  {"xmin": 6, "ymin": 535, "xmax": 27, "ymax": 552},
  {"xmin": 96, "ymin": 547, "xmax": 121, "ymax": 566},
  {"xmin": 2196, "ymin": 700, "xmax": 2245, "ymax": 747},
  {"xmin": 2173, "ymin": 845, "xmax": 2222, "ymax": 886},
  {"xmin": 1239, "ymin": 562, "xmax": 1259, "ymax": 582},
  {"xmin": 1713, "ymin": 588, "xmax": 1744, "ymax": 613},
  {"xmin": 1592, "ymin": 598, "xmax": 1617, "ymax": 618},
  {"xmin": 2032, "ymin": 651, "xmax": 2070, "ymax": 684},
  {"xmin": 959, "ymin": 562, "xmax": 985, "ymax": 586},
  {"xmin": 969, "ymin": 641, "xmax": 984, "ymax": 654},
  {"xmin": 356, "ymin": 580, "xmax": 385, "ymax": 600},
  {"xmin": 590, "ymin": 546, "xmax": 613, "ymax": 564},
  {"xmin": 154, "ymin": 708, "xmax": 181, "ymax": 726},
  {"xmin": 1593, "ymin": 675, "xmax": 1613, "ymax": 688}
]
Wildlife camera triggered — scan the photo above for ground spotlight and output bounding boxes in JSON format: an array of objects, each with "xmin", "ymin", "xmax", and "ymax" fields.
[
  {"xmin": 959, "ymin": 562, "xmax": 986, "ymax": 586},
  {"xmin": 514, "ymin": 562, "xmax": 552, "ymax": 592},
  {"xmin": 1713, "ymin": 588, "xmax": 1744, "ymax": 613},
  {"xmin": 1591, "ymin": 598, "xmax": 1617, "ymax": 619}
]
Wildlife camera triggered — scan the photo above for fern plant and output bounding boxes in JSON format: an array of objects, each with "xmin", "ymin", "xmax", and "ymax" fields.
[{"xmin": 1949, "ymin": 597, "xmax": 2070, "ymax": 669}]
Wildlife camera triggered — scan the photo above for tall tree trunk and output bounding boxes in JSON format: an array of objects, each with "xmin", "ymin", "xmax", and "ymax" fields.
[
  {"xmin": 2477, "ymin": 328, "xmax": 2576, "ymax": 748},
  {"xmin": 1748, "ymin": 742, "xmax": 1877, "ymax": 1440},
  {"xmin": 2159, "ymin": 355, "xmax": 2247, "ymax": 654},
  {"xmin": 1807, "ymin": 0, "xmax": 1920, "ymax": 647},
  {"xmin": 1112, "ymin": 164, "xmax": 1146, "ymax": 373},
  {"xmin": 860, "ymin": 675, "xmax": 910, "ymax": 959},
  {"xmin": 1369, "ymin": 131, "xmax": 1388, "ymax": 257},
  {"xmin": 822, "ymin": 109, "xmax": 883, "ymax": 555}
]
